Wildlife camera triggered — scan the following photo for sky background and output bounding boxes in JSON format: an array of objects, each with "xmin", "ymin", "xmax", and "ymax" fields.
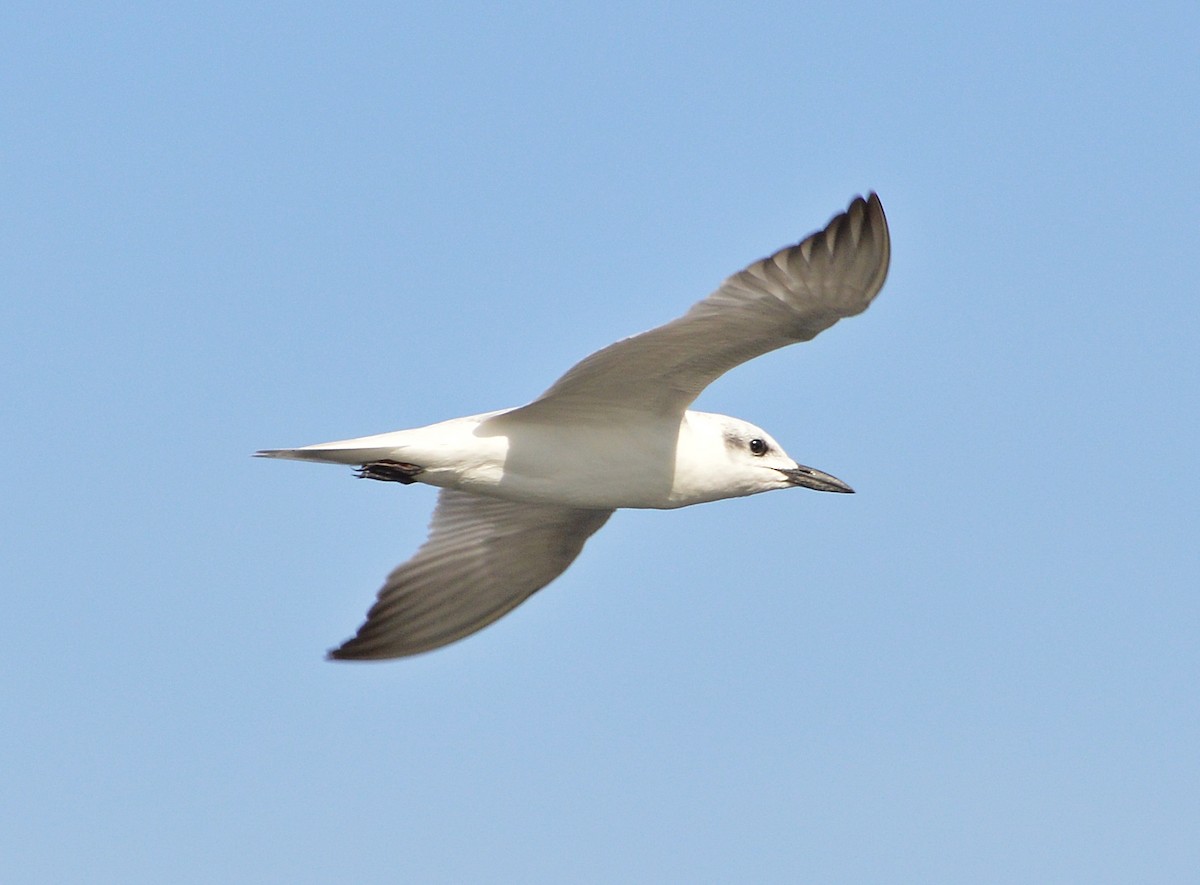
[{"xmin": 4, "ymin": 3, "xmax": 1199, "ymax": 882}]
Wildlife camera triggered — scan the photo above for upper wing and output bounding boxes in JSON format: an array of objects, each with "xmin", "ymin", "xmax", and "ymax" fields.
[
  {"xmin": 515, "ymin": 193, "xmax": 890, "ymax": 421},
  {"xmin": 330, "ymin": 490, "xmax": 613, "ymax": 660}
]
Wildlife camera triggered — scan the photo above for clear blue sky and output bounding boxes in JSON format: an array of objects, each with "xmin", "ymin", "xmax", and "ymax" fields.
[{"xmin": 4, "ymin": 3, "xmax": 1198, "ymax": 882}]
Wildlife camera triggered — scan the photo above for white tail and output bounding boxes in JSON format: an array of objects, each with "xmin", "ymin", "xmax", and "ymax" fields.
[{"xmin": 255, "ymin": 429, "xmax": 413, "ymax": 466}]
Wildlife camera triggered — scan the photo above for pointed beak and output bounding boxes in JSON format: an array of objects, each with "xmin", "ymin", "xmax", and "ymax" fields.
[{"xmin": 777, "ymin": 464, "xmax": 855, "ymax": 494}]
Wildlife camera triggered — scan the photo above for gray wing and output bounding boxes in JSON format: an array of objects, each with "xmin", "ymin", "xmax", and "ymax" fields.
[
  {"xmin": 516, "ymin": 193, "xmax": 890, "ymax": 421},
  {"xmin": 330, "ymin": 490, "xmax": 613, "ymax": 660}
]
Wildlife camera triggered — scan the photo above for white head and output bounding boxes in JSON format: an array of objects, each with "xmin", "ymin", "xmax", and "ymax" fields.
[{"xmin": 674, "ymin": 411, "xmax": 853, "ymax": 506}]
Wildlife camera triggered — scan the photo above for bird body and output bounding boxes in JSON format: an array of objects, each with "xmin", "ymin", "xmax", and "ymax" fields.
[
  {"xmin": 262, "ymin": 409, "xmax": 810, "ymax": 509},
  {"xmin": 259, "ymin": 194, "xmax": 891, "ymax": 660}
]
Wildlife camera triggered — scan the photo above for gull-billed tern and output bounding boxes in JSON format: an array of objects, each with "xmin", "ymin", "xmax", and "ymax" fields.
[{"xmin": 259, "ymin": 193, "xmax": 891, "ymax": 660}]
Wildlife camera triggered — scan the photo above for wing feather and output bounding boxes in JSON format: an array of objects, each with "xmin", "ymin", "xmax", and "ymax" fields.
[
  {"xmin": 517, "ymin": 193, "xmax": 889, "ymax": 420},
  {"xmin": 330, "ymin": 490, "xmax": 613, "ymax": 660}
]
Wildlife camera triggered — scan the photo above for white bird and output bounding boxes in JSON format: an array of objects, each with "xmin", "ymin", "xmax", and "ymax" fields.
[{"xmin": 259, "ymin": 194, "xmax": 891, "ymax": 660}]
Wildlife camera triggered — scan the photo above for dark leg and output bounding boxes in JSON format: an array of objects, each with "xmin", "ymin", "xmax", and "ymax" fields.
[{"xmin": 355, "ymin": 460, "xmax": 425, "ymax": 484}]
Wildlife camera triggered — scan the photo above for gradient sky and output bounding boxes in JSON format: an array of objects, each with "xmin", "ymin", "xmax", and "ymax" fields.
[{"xmin": 4, "ymin": 3, "xmax": 1199, "ymax": 882}]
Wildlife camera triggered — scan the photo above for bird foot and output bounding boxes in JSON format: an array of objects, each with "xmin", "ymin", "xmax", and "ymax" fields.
[{"xmin": 355, "ymin": 460, "xmax": 425, "ymax": 484}]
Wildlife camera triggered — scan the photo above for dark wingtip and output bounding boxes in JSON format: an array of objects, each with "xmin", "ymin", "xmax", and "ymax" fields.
[
  {"xmin": 865, "ymin": 191, "xmax": 887, "ymax": 227},
  {"xmin": 852, "ymin": 191, "xmax": 890, "ymax": 294},
  {"xmin": 326, "ymin": 637, "xmax": 367, "ymax": 661},
  {"xmin": 326, "ymin": 637, "xmax": 401, "ymax": 662}
]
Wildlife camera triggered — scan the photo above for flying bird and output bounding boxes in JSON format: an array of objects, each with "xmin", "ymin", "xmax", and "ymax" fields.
[{"xmin": 259, "ymin": 193, "xmax": 891, "ymax": 660}]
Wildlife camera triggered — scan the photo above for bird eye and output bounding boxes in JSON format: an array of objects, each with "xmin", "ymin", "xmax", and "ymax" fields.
[{"xmin": 748, "ymin": 438, "xmax": 768, "ymax": 456}]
